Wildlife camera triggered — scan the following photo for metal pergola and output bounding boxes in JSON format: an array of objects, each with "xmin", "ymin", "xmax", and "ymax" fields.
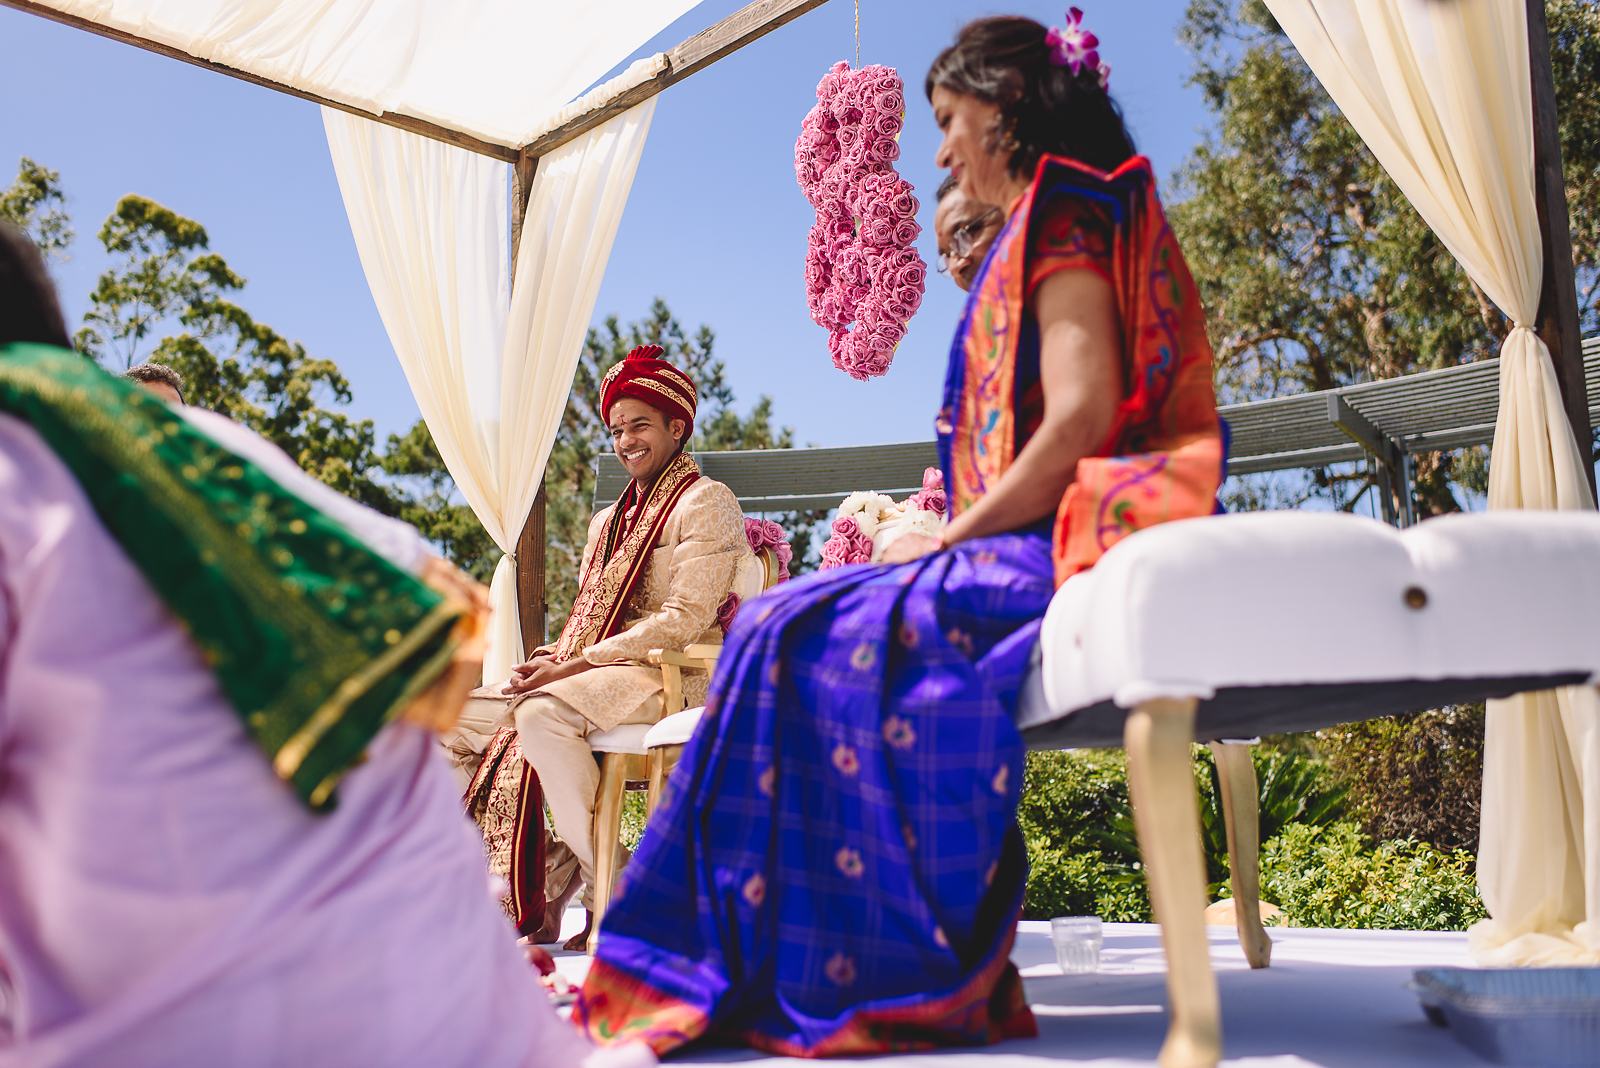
[{"xmin": 597, "ymin": 335, "xmax": 1600, "ymax": 525}]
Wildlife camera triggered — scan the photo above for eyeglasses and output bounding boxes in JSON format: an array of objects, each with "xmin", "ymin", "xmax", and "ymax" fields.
[{"xmin": 936, "ymin": 208, "xmax": 1003, "ymax": 273}]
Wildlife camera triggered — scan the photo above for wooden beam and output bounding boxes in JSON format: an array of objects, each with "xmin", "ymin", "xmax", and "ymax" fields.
[
  {"xmin": 1, "ymin": 0, "xmax": 519, "ymax": 162},
  {"xmin": 522, "ymin": 0, "xmax": 831, "ymax": 159},
  {"xmin": 509, "ymin": 150, "xmax": 549, "ymax": 658},
  {"xmin": 1527, "ymin": 0, "xmax": 1596, "ymax": 499}
]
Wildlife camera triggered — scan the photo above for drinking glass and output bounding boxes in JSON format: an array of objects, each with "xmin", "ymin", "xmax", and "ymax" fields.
[{"xmin": 1050, "ymin": 915, "xmax": 1103, "ymax": 974}]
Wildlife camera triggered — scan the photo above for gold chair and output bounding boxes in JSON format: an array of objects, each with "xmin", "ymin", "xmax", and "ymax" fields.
[
  {"xmin": 642, "ymin": 546, "xmax": 782, "ymax": 814},
  {"xmin": 584, "ymin": 544, "xmax": 778, "ymax": 952}
]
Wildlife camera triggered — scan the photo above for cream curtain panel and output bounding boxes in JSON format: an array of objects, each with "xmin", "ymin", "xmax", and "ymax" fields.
[
  {"xmin": 31, "ymin": 0, "xmax": 698, "ymax": 145},
  {"xmin": 326, "ymin": 105, "xmax": 657, "ymax": 682},
  {"xmin": 1263, "ymin": 0, "xmax": 1599, "ymax": 964}
]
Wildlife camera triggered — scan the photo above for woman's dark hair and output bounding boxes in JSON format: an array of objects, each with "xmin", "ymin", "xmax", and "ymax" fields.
[
  {"xmin": 926, "ymin": 16, "xmax": 1137, "ymax": 178},
  {"xmin": 0, "ymin": 222, "xmax": 71, "ymax": 349}
]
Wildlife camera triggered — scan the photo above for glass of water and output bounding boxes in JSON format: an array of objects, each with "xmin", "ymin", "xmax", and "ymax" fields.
[{"xmin": 1050, "ymin": 916, "xmax": 1103, "ymax": 974}]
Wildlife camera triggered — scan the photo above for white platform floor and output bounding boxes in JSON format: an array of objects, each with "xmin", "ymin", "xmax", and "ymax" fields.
[{"xmin": 551, "ymin": 914, "xmax": 1479, "ymax": 1066}]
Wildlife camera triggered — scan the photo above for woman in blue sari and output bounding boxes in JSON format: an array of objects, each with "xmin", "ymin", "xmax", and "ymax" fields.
[{"xmin": 579, "ymin": 12, "xmax": 1223, "ymax": 1057}]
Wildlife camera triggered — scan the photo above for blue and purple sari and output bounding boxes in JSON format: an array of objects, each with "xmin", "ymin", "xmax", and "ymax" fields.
[{"xmin": 576, "ymin": 156, "xmax": 1221, "ymax": 1057}]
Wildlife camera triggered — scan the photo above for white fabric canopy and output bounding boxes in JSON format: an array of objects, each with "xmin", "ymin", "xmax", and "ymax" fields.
[
  {"xmin": 33, "ymin": 0, "xmax": 698, "ymax": 144},
  {"xmin": 1263, "ymin": 0, "xmax": 1599, "ymax": 965},
  {"xmin": 326, "ymin": 104, "xmax": 656, "ymax": 681}
]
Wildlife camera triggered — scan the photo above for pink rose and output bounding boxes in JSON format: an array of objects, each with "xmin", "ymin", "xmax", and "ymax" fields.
[
  {"xmin": 889, "ymin": 187, "xmax": 917, "ymax": 219},
  {"xmin": 898, "ymin": 287, "xmax": 923, "ymax": 317},
  {"xmin": 745, "ymin": 517, "xmax": 781, "ymax": 552},
  {"xmin": 873, "ymin": 112, "xmax": 902, "ymax": 139},
  {"xmin": 820, "ymin": 532, "xmax": 852, "ymax": 569},
  {"xmin": 804, "ymin": 262, "xmax": 827, "ymax": 294},
  {"xmin": 866, "ymin": 138, "xmax": 900, "ymax": 165},
  {"xmin": 892, "ymin": 218, "xmax": 920, "ymax": 246},
  {"xmin": 866, "ymin": 218, "xmax": 896, "ymax": 247},
  {"xmin": 717, "ymin": 592, "xmax": 741, "ymax": 632},
  {"xmin": 874, "ymin": 88, "xmax": 905, "ymax": 115},
  {"xmin": 898, "ymin": 258, "xmax": 928, "ymax": 289}
]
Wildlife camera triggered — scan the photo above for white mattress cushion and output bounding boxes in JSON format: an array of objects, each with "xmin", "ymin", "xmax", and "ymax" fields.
[
  {"xmin": 589, "ymin": 722, "xmax": 651, "ymax": 755},
  {"xmin": 644, "ymin": 707, "xmax": 704, "ymax": 749},
  {"xmin": 1025, "ymin": 510, "xmax": 1600, "ymax": 727}
]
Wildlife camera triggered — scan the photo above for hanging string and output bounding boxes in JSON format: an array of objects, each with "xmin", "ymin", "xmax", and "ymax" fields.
[{"xmin": 854, "ymin": 0, "xmax": 860, "ymax": 68}]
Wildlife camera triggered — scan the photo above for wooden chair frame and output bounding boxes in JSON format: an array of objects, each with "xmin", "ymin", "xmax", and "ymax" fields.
[{"xmin": 587, "ymin": 547, "xmax": 778, "ymax": 951}]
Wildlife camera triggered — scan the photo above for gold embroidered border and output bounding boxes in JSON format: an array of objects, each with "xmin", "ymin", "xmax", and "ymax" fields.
[{"xmin": 553, "ymin": 452, "xmax": 699, "ymax": 661}]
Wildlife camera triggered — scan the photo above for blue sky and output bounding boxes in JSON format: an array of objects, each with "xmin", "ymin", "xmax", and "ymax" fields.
[{"xmin": 0, "ymin": 1, "xmax": 1211, "ymax": 449}]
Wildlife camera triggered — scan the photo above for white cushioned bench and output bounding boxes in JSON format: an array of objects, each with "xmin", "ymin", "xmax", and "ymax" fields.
[
  {"xmin": 1009, "ymin": 509, "xmax": 1600, "ymax": 1068},
  {"xmin": 1016, "ymin": 510, "xmax": 1600, "ymax": 746},
  {"xmin": 643, "ymin": 508, "xmax": 1600, "ymax": 1066}
]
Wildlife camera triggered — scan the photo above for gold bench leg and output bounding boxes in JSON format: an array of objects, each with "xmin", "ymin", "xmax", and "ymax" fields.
[
  {"xmin": 588, "ymin": 751, "xmax": 647, "ymax": 954},
  {"xmin": 1126, "ymin": 697, "xmax": 1221, "ymax": 1068},
  {"xmin": 1209, "ymin": 741, "xmax": 1272, "ymax": 969},
  {"xmin": 645, "ymin": 742, "xmax": 686, "ymax": 819}
]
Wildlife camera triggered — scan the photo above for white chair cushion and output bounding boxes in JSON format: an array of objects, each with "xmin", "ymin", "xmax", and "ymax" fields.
[
  {"xmin": 644, "ymin": 707, "xmax": 705, "ymax": 749},
  {"xmin": 589, "ymin": 722, "xmax": 652, "ymax": 755},
  {"xmin": 1020, "ymin": 510, "xmax": 1600, "ymax": 735}
]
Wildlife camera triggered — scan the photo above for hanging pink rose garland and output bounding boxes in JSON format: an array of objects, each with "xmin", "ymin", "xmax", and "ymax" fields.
[{"xmin": 795, "ymin": 62, "xmax": 928, "ymax": 381}]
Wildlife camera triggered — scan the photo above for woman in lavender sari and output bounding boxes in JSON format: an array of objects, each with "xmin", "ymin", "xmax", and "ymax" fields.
[{"xmin": 579, "ymin": 12, "xmax": 1223, "ymax": 1058}]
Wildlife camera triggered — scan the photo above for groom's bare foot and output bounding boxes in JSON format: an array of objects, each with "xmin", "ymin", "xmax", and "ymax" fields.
[
  {"xmin": 561, "ymin": 910, "xmax": 594, "ymax": 952},
  {"xmin": 531, "ymin": 877, "xmax": 580, "ymax": 943}
]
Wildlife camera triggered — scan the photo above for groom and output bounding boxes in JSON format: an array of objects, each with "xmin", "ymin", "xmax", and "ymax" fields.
[{"xmin": 479, "ymin": 345, "xmax": 747, "ymax": 949}]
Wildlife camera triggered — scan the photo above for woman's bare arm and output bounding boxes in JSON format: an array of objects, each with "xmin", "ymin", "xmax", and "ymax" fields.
[{"xmin": 940, "ymin": 268, "xmax": 1120, "ymax": 546}]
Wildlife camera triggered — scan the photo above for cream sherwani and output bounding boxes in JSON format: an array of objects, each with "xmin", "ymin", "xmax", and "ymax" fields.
[{"xmin": 515, "ymin": 474, "xmax": 747, "ymax": 907}]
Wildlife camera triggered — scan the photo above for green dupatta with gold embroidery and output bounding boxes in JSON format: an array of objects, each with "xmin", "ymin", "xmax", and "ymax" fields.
[{"xmin": 0, "ymin": 342, "xmax": 461, "ymax": 810}]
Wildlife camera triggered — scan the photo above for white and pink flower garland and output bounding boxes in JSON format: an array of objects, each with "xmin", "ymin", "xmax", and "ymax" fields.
[
  {"xmin": 819, "ymin": 467, "xmax": 947, "ymax": 570},
  {"xmin": 717, "ymin": 518, "xmax": 795, "ymax": 631},
  {"xmin": 795, "ymin": 62, "xmax": 928, "ymax": 381}
]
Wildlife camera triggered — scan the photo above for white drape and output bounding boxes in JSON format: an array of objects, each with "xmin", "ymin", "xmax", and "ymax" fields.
[
  {"xmin": 1264, "ymin": 0, "xmax": 1599, "ymax": 964},
  {"xmin": 325, "ymin": 104, "xmax": 657, "ymax": 681},
  {"xmin": 33, "ymin": 0, "xmax": 696, "ymax": 144}
]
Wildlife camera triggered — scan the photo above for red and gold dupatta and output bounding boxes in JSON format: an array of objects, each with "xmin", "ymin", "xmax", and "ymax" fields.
[
  {"xmin": 937, "ymin": 155, "xmax": 1224, "ymax": 583},
  {"xmin": 551, "ymin": 449, "xmax": 701, "ymax": 661}
]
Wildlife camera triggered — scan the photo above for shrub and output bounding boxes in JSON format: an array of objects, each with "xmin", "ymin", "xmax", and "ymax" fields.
[
  {"xmin": 1017, "ymin": 750, "xmax": 1149, "ymax": 920},
  {"xmin": 1260, "ymin": 821, "xmax": 1487, "ymax": 931},
  {"xmin": 1026, "ymin": 845, "xmax": 1150, "ymax": 921},
  {"xmin": 1195, "ymin": 746, "xmax": 1348, "ymax": 893},
  {"xmin": 1316, "ymin": 705, "xmax": 1484, "ymax": 851},
  {"xmin": 621, "ymin": 791, "xmax": 649, "ymax": 853}
]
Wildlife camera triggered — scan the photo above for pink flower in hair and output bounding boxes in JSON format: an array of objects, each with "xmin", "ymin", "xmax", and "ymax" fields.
[{"xmin": 1045, "ymin": 7, "xmax": 1111, "ymax": 87}]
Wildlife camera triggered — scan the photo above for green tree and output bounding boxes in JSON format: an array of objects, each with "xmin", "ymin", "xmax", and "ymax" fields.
[
  {"xmin": 1316, "ymin": 705, "xmax": 1485, "ymax": 852},
  {"xmin": 1172, "ymin": 0, "xmax": 1600, "ymax": 512},
  {"xmin": 73, "ymin": 193, "xmax": 401, "ymax": 513},
  {"xmin": 378, "ymin": 419, "xmax": 500, "ymax": 582},
  {"xmin": 0, "ymin": 157, "xmax": 73, "ymax": 260}
]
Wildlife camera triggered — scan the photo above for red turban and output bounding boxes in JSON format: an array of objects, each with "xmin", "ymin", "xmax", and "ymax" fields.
[{"xmin": 600, "ymin": 344, "xmax": 698, "ymax": 427}]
